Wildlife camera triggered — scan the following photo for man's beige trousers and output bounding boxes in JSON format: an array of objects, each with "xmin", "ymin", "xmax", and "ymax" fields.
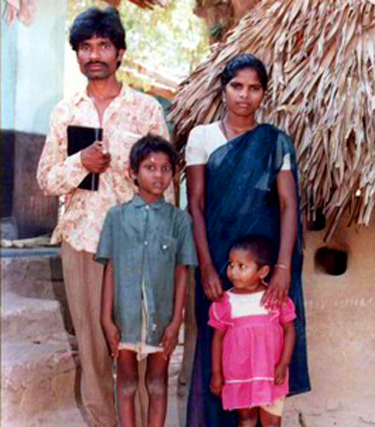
[{"xmin": 61, "ymin": 241, "xmax": 116, "ymax": 427}]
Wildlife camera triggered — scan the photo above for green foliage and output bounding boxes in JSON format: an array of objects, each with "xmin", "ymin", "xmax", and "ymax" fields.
[{"xmin": 67, "ymin": 0, "xmax": 209, "ymax": 80}]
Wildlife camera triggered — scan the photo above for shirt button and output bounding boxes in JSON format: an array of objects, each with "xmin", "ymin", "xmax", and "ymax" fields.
[
  {"xmin": 145, "ymin": 205, "xmax": 150, "ymax": 210},
  {"xmin": 144, "ymin": 241, "xmax": 148, "ymax": 246}
]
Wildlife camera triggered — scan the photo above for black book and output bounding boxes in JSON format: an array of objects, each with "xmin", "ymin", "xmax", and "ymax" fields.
[{"xmin": 67, "ymin": 125, "xmax": 103, "ymax": 191}]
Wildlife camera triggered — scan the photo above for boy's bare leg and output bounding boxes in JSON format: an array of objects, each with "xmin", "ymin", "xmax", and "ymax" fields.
[
  {"xmin": 117, "ymin": 350, "xmax": 139, "ymax": 427},
  {"xmin": 259, "ymin": 408, "xmax": 281, "ymax": 427},
  {"xmin": 136, "ymin": 359, "xmax": 148, "ymax": 427},
  {"xmin": 238, "ymin": 408, "xmax": 259, "ymax": 427},
  {"xmin": 146, "ymin": 352, "xmax": 170, "ymax": 427}
]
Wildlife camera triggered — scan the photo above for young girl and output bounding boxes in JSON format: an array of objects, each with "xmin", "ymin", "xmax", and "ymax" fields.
[
  {"xmin": 209, "ymin": 235, "xmax": 296, "ymax": 427},
  {"xmin": 95, "ymin": 134, "xmax": 197, "ymax": 427}
]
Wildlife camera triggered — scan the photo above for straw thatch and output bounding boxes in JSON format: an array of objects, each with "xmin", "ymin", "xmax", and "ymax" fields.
[
  {"xmin": 104, "ymin": 0, "xmax": 166, "ymax": 9},
  {"xmin": 121, "ymin": 59, "xmax": 178, "ymax": 100},
  {"xmin": 169, "ymin": 0, "xmax": 375, "ymax": 239}
]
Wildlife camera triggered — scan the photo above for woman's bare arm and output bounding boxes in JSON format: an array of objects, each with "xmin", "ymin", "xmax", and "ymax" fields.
[
  {"xmin": 263, "ymin": 170, "xmax": 297, "ymax": 306},
  {"xmin": 187, "ymin": 165, "xmax": 223, "ymax": 300}
]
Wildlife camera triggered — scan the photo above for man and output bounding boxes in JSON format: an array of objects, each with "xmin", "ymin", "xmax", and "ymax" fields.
[{"xmin": 37, "ymin": 7, "xmax": 169, "ymax": 427}]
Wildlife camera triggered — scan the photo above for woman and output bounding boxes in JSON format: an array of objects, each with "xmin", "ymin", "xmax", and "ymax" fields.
[{"xmin": 185, "ymin": 54, "xmax": 310, "ymax": 427}]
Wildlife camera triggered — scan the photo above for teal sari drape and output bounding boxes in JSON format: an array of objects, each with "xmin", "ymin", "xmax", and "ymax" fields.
[{"xmin": 186, "ymin": 124, "xmax": 310, "ymax": 427}]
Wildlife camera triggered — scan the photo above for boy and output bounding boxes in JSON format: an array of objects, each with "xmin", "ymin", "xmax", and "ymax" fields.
[{"xmin": 95, "ymin": 134, "xmax": 197, "ymax": 427}]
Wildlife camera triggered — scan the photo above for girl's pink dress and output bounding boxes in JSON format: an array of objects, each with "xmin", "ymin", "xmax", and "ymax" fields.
[{"xmin": 208, "ymin": 290, "xmax": 296, "ymax": 410}]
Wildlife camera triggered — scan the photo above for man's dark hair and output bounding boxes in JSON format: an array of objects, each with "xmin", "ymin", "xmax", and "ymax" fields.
[
  {"xmin": 221, "ymin": 54, "xmax": 268, "ymax": 91},
  {"xmin": 69, "ymin": 7, "xmax": 126, "ymax": 52},
  {"xmin": 130, "ymin": 134, "xmax": 179, "ymax": 177},
  {"xmin": 231, "ymin": 234, "xmax": 274, "ymax": 268}
]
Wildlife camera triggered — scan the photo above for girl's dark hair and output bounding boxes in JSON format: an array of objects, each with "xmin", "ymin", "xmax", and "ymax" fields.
[
  {"xmin": 69, "ymin": 7, "xmax": 126, "ymax": 52},
  {"xmin": 221, "ymin": 54, "xmax": 268, "ymax": 91},
  {"xmin": 130, "ymin": 134, "xmax": 179, "ymax": 177},
  {"xmin": 231, "ymin": 234, "xmax": 274, "ymax": 268}
]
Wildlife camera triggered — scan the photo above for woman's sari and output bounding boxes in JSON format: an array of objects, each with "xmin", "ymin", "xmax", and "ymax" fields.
[{"xmin": 186, "ymin": 124, "xmax": 310, "ymax": 427}]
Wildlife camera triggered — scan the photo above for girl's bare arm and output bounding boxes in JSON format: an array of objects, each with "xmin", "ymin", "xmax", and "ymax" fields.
[
  {"xmin": 275, "ymin": 321, "xmax": 296, "ymax": 384},
  {"xmin": 210, "ymin": 329, "xmax": 226, "ymax": 396}
]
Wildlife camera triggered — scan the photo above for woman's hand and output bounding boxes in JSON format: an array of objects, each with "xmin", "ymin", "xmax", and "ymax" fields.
[
  {"xmin": 262, "ymin": 266, "xmax": 290, "ymax": 308},
  {"xmin": 210, "ymin": 373, "xmax": 224, "ymax": 396},
  {"xmin": 102, "ymin": 320, "xmax": 120, "ymax": 359},
  {"xmin": 162, "ymin": 322, "xmax": 180, "ymax": 359},
  {"xmin": 201, "ymin": 263, "xmax": 223, "ymax": 301}
]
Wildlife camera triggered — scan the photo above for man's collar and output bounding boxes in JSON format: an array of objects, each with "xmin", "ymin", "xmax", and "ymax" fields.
[
  {"xmin": 132, "ymin": 194, "xmax": 166, "ymax": 210},
  {"xmin": 72, "ymin": 82, "xmax": 130, "ymax": 106},
  {"xmin": 72, "ymin": 91, "xmax": 86, "ymax": 106}
]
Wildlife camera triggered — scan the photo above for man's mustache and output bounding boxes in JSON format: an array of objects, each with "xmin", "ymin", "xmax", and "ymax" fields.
[{"xmin": 85, "ymin": 62, "xmax": 108, "ymax": 68}]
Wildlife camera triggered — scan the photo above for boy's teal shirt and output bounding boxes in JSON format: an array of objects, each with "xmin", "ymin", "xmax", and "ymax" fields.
[{"xmin": 95, "ymin": 194, "xmax": 197, "ymax": 346}]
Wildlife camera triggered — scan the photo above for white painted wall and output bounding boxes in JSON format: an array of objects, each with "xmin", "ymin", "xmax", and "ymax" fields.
[
  {"xmin": 1, "ymin": 19, "xmax": 17, "ymax": 130},
  {"xmin": 1, "ymin": 0, "xmax": 67, "ymax": 134},
  {"xmin": 64, "ymin": 39, "xmax": 86, "ymax": 98}
]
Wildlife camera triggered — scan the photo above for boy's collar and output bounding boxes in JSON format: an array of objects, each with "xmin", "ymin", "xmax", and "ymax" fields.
[{"xmin": 132, "ymin": 194, "xmax": 165, "ymax": 210}]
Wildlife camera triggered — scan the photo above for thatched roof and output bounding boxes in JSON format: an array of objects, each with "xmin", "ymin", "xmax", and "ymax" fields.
[
  {"xmin": 121, "ymin": 59, "xmax": 178, "ymax": 100},
  {"xmin": 104, "ymin": 0, "xmax": 165, "ymax": 9},
  {"xmin": 169, "ymin": 0, "xmax": 375, "ymax": 239}
]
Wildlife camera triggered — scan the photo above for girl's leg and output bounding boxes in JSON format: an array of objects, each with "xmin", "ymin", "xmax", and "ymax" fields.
[
  {"xmin": 259, "ymin": 408, "xmax": 281, "ymax": 427},
  {"xmin": 238, "ymin": 408, "xmax": 259, "ymax": 427},
  {"xmin": 145, "ymin": 352, "xmax": 170, "ymax": 427},
  {"xmin": 117, "ymin": 350, "xmax": 138, "ymax": 427}
]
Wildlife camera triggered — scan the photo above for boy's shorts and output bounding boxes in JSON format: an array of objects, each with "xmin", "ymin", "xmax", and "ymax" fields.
[{"xmin": 118, "ymin": 302, "xmax": 162, "ymax": 361}]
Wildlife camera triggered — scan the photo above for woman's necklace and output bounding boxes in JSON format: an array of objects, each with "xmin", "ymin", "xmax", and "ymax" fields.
[{"xmin": 221, "ymin": 117, "xmax": 258, "ymax": 140}]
